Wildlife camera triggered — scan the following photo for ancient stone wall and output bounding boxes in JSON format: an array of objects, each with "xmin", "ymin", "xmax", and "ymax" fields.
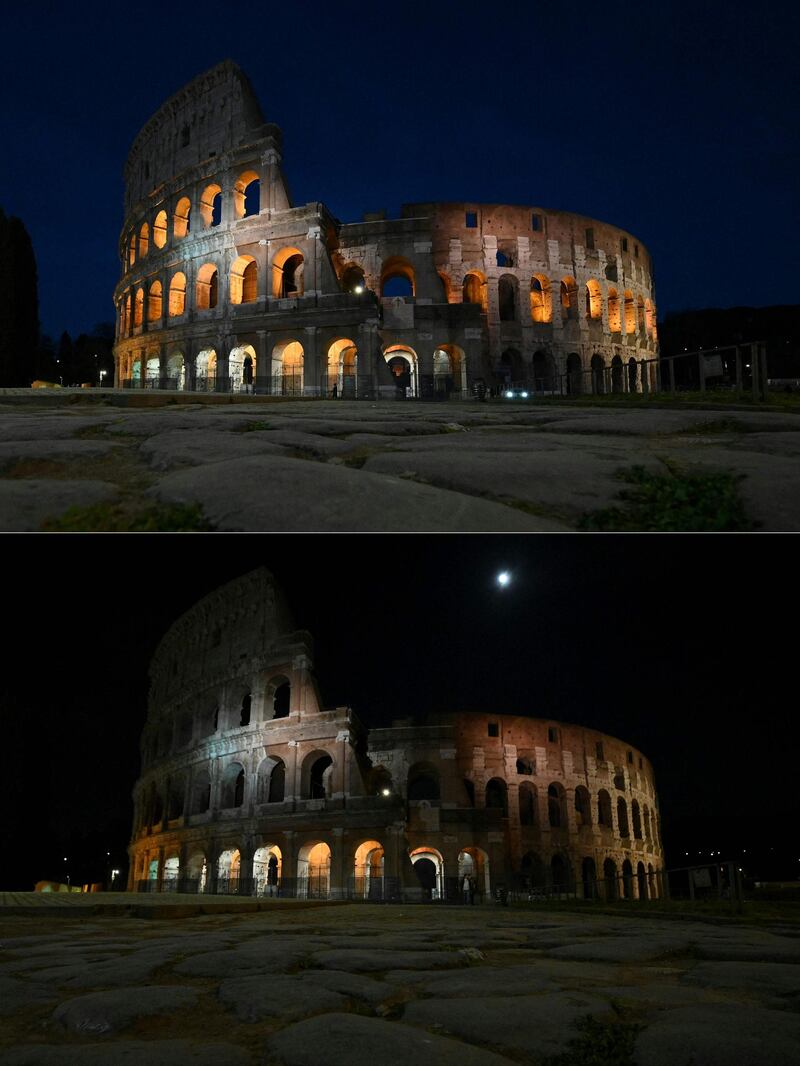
[{"xmin": 129, "ymin": 569, "xmax": 665, "ymax": 902}]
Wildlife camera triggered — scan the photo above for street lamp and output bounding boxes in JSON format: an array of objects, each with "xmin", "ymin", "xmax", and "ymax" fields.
[{"xmin": 99, "ymin": 370, "xmax": 107, "ymax": 388}]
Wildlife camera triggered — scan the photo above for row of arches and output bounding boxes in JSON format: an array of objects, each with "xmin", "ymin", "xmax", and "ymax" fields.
[
  {"xmin": 125, "ymin": 172, "xmax": 261, "ymax": 267},
  {"xmin": 521, "ymin": 852, "xmax": 660, "ymax": 900}
]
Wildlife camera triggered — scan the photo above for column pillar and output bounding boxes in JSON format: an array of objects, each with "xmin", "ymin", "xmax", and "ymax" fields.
[
  {"xmin": 303, "ymin": 325, "xmax": 319, "ymax": 396},
  {"xmin": 330, "ymin": 827, "xmax": 346, "ymax": 899}
]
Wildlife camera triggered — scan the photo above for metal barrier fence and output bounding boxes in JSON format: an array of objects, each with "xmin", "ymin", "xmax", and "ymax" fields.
[{"xmin": 659, "ymin": 342, "xmax": 768, "ymax": 398}]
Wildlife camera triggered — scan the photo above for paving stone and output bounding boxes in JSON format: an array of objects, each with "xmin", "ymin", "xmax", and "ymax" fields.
[
  {"xmin": 151, "ymin": 455, "xmax": 563, "ymax": 531},
  {"xmin": 683, "ymin": 960, "xmax": 800, "ymax": 998},
  {"xmin": 294, "ymin": 969, "xmax": 390, "ymax": 1005},
  {"xmin": 0, "ymin": 975, "xmax": 58, "ymax": 1016},
  {"xmin": 53, "ymin": 985, "xmax": 199, "ymax": 1034},
  {"xmin": 634, "ymin": 1003, "xmax": 800, "ymax": 1066},
  {"xmin": 263, "ymin": 1011, "xmax": 517, "ymax": 1066},
  {"xmin": 0, "ymin": 440, "xmax": 116, "ymax": 468},
  {"xmin": 173, "ymin": 942, "xmax": 307, "ymax": 978},
  {"xmin": 218, "ymin": 973, "xmax": 348, "ymax": 1021},
  {"xmin": 308, "ymin": 948, "xmax": 466, "ymax": 972},
  {"xmin": 0, "ymin": 1040, "xmax": 250, "ymax": 1065},
  {"xmin": 26, "ymin": 949, "xmax": 172, "ymax": 988},
  {"xmin": 402, "ymin": 991, "xmax": 610, "ymax": 1057},
  {"xmin": 694, "ymin": 938, "xmax": 800, "ymax": 963},
  {"xmin": 0, "ymin": 479, "xmax": 118, "ymax": 532},
  {"xmin": 139, "ymin": 428, "xmax": 287, "ymax": 470},
  {"xmin": 405, "ymin": 963, "xmax": 558, "ymax": 997},
  {"xmin": 546, "ymin": 936, "xmax": 689, "ymax": 963}
]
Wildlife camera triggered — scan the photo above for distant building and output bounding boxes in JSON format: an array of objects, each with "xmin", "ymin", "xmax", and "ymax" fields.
[
  {"xmin": 129, "ymin": 569, "xmax": 665, "ymax": 901},
  {"xmin": 114, "ymin": 60, "xmax": 658, "ymax": 399}
]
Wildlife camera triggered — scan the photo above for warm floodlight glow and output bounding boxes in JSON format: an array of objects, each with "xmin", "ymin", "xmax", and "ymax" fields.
[
  {"xmin": 381, "ymin": 788, "xmax": 391, "ymax": 796},
  {"xmin": 354, "ymin": 285, "xmax": 364, "ymax": 294},
  {"xmin": 497, "ymin": 571, "xmax": 511, "ymax": 587}
]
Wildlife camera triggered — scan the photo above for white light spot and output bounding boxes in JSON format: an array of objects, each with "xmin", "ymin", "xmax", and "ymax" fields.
[{"xmin": 497, "ymin": 571, "xmax": 511, "ymax": 587}]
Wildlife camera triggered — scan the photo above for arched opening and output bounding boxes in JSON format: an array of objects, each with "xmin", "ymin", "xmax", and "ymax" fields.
[
  {"xmin": 186, "ymin": 852, "xmax": 207, "ymax": 893},
  {"xmin": 190, "ymin": 769, "xmax": 211, "ymax": 815},
  {"xmin": 498, "ymin": 274, "xmax": 517, "ymax": 321},
  {"xmin": 530, "ymin": 274, "xmax": 552, "ymax": 323},
  {"xmin": 239, "ymin": 693, "xmax": 251, "ymax": 727},
  {"xmin": 153, "ymin": 210, "xmax": 168, "ymax": 249},
  {"xmin": 499, "ymin": 348, "xmax": 523, "ymax": 386},
  {"xmin": 548, "ymin": 782, "xmax": 566, "ymax": 828},
  {"xmin": 297, "ymin": 841, "xmax": 331, "ymax": 899},
  {"xmin": 637, "ymin": 295, "xmax": 645, "ymax": 332},
  {"xmin": 591, "ymin": 353, "xmax": 606, "ymax": 394},
  {"xmin": 162, "ymin": 854, "xmax": 179, "ymax": 889},
  {"xmin": 586, "ymin": 279, "xmax": 602, "ymax": 320},
  {"xmin": 230, "ymin": 256, "xmax": 258, "ymax": 304},
  {"xmin": 458, "ymin": 846, "xmax": 490, "ymax": 899},
  {"xmin": 608, "ymin": 288, "xmax": 621, "ymax": 333},
  {"xmin": 637, "ymin": 861, "xmax": 647, "ymax": 899},
  {"xmin": 410, "ymin": 847, "xmax": 443, "ymax": 900},
  {"xmin": 566, "ymin": 352, "xmax": 583, "ymax": 394},
  {"xmin": 532, "ymin": 350, "xmax": 556, "ymax": 393},
  {"xmin": 622, "ymin": 859, "xmax": 634, "ymax": 899},
  {"xmin": 147, "ymin": 280, "xmax": 162, "ymax": 322},
  {"xmin": 575, "ymin": 785, "xmax": 592, "ymax": 827},
  {"xmin": 380, "ymin": 256, "xmax": 415, "ymax": 298},
  {"xmin": 168, "ymin": 272, "xmax": 186, "ymax": 317},
  {"xmin": 195, "ymin": 349, "xmax": 217, "ymax": 391},
  {"xmin": 167, "ymin": 777, "xmax": 185, "ymax": 820},
  {"xmin": 632, "ymin": 800, "xmax": 642, "ymax": 839},
  {"xmin": 272, "ymin": 340, "xmax": 304, "ymax": 395},
  {"xmin": 196, "ymin": 264, "xmax": 219, "ymax": 310},
  {"xmin": 200, "ymin": 183, "xmax": 222, "ymax": 228},
  {"xmin": 217, "ymin": 848, "xmax": 241, "ymax": 892},
  {"xmin": 234, "ymin": 170, "xmax": 260, "ymax": 218},
  {"xmin": 516, "ymin": 756, "xmax": 534, "ymax": 775},
  {"xmin": 304, "ymin": 751, "xmax": 333, "ymax": 800},
  {"xmin": 354, "ymin": 839, "xmax": 385, "ymax": 899},
  {"xmin": 582, "ymin": 857, "xmax": 597, "ymax": 899},
  {"xmin": 173, "ymin": 197, "xmax": 191, "ymax": 239},
  {"xmin": 604, "ymin": 857, "xmax": 618, "ymax": 900},
  {"xmin": 407, "ymin": 762, "xmax": 440, "ymax": 802},
  {"xmin": 272, "ymin": 247, "xmax": 304, "ymax": 298},
  {"xmin": 485, "ymin": 777, "xmax": 508, "ymax": 816},
  {"xmin": 617, "ymin": 797, "xmax": 630, "ymax": 837},
  {"xmin": 384, "ymin": 345, "xmax": 418, "ymax": 397},
  {"xmin": 221, "ymin": 763, "xmax": 245, "ymax": 809},
  {"xmin": 145, "ymin": 356, "xmax": 160, "ymax": 387},
  {"xmin": 148, "ymin": 857, "xmax": 159, "ymax": 881},
  {"xmin": 149, "ymin": 787, "xmax": 163, "ymax": 827},
  {"xmin": 128, "ymin": 233, "xmax": 136, "ymax": 267},
  {"xmin": 551, "ymin": 854, "xmax": 572, "ymax": 895},
  {"xmin": 560, "ymin": 276, "xmax": 578, "ymax": 321},
  {"xmin": 134, "ymin": 288, "xmax": 144, "ymax": 328},
  {"xmin": 138, "ymin": 222, "xmax": 149, "ymax": 259},
  {"xmin": 228, "ymin": 344, "xmax": 256, "ymax": 394},
  {"xmin": 339, "ymin": 263, "xmax": 365, "ymax": 294},
  {"xmin": 269, "ymin": 675, "xmax": 290, "ymax": 719},
  {"xmin": 611, "ymin": 354, "xmax": 624, "ymax": 393},
  {"xmin": 463, "ymin": 270, "xmax": 487, "ymax": 311},
  {"xmin": 628, "ymin": 357, "xmax": 638, "ymax": 392},
  {"xmin": 327, "ymin": 337, "xmax": 358, "ymax": 398},
  {"xmin": 433, "ymin": 344, "xmax": 467, "ymax": 397},
  {"xmin": 519, "ymin": 781, "xmax": 537, "ymax": 826},
  {"xmin": 166, "ymin": 351, "xmax": 185, "ymax": 391},
  {"xmin": 123, "ymin": 293, "xmax": 132, "ymax": 336},
  {"xmin": 598, "ymin": 789, "xmax": 612, "ymax": 828},
  {"xmin": 370, "ymin": 766, "xmax": 393, "ymax": 796},
  {"xmin": 624, "ymin": 290, "xmax": 636, "ymax": 334},
  {"xmin": 521, "ymin": 851, "xmax": 546, "ymax": 893},
  {"xmin": 268, "ymin": 760, "xmax": 286, "ymax": 803},
  {"xmin": 253, "ymin": 844, "xmax": 282, "ymax": 896}
]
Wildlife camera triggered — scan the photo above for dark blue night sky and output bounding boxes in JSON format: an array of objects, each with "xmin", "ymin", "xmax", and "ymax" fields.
[{"xmin": 1, "ymin": 0, "xmax": 796, "ymax": 339}]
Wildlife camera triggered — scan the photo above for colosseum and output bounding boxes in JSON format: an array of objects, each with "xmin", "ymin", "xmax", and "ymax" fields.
[
  {"xmin": 129, "ymin": 569, "xmax": 665, "ymax": 903},
  {"xmin": 113, "ymin": 60, "xmax": 658, "ymax": 398}
]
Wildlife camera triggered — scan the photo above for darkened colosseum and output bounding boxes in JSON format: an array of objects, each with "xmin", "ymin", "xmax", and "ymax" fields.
[
  {"xmin": 114, "ymin": 60, "xmax": 658, "ymax": 398},
  {"xmin": 129, "ymin": 569, "xmax": 665, "ymax": 902}
]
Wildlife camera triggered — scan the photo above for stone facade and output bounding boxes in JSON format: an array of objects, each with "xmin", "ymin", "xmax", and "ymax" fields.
[
  {"xmin": 129, "ymin": 569, "xmax": 665, "ymax": 902},
  {"xmin": 114, "ymin": 60, "xmax": 658, "ymax": 398}
]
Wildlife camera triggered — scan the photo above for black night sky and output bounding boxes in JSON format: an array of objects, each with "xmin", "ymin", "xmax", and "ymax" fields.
[
  {"xmin": 1, "ymin": 536, "xmax": 796, "ymax": 891},
  {"xmin": 1, "ymin": 0, "xmax": 797, "ymax": 341}
]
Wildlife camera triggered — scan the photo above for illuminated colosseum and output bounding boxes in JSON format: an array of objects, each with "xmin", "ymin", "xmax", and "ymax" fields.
[
  {"xmin": 128, "ymin": 569, "xmax": 665, "ymax": 902},
  {"xmin": 113, "ymin": 60, "xmax": 658, "ymax": 398}
]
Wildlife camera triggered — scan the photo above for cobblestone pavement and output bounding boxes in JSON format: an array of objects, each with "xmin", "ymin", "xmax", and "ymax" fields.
[
  {"xmin": 1, "ymin": 900, "xmax": 799, "ymax": 1064},
  {"xmin": 0, "ymin": 398, "xmax": 799, "ymax": 529}
]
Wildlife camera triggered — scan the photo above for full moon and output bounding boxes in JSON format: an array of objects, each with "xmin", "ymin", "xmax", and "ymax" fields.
[{"xmin": 497, "ymin": 571, "xmax": 511, "ymax": 587}]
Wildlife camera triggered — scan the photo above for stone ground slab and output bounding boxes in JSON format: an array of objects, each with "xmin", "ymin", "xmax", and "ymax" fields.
[
  {"xmin": 151, "ymin": 454, "xmax": 564, "ymax": 531},
  {"xmin": 52, "ymin": 985, "xmax": 199, "ymax": 1034},
  {"xmin": 290, "ymin": 969, "xmax": 391, "ymax": 1005},
  {"xmin": 263, "ymin": 1012, "xmax": 517, "ymax": 1066},
  {"xmin": 683, "ymin": 959, "xmax": 800, "ymax": 998},
  {"xmin": 0, "ymin": 480, "xmax": 118, "ymax": 531},
  {"xmin": 0, "ymin": 975, "xmax": 57, "ymax": 1016},
  {"xmin": 0, "ymin": 1041, "xmax": 251, "ymax": 1066},
  {"xmin": 308, "ymin": 948, "xmax": 466, "ymax": 972},
  {"xmin": 634, "ymin": 1003, "xmax": 800, "ymax": 1066},
  {"xmin": 0, "ymin": 440, "xmax": 116, "ymax": 468},
  {"xmin": 546, "ymin": 935, "xmax": 691, "ymax": 963},
  {"xmin": 402, "ymin": 990, "xmax": 611, "ymax": 1057},
  {"xmin": 173, "ymin": 943, "xmax": 307, "ymax": 978},
  {"xmin": 218, "ymin": 974, "xmax": 348, "ymax": 1022},
  {"xmin": 401, "ymin": 962, "xmax": 559, "ymax": 997},
  {"xmin": 138, "ymin": 428, "xmax": 287, "ymax": 470}
]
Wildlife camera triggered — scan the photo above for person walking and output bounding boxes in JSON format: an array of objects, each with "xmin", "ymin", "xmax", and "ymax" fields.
[{"xmin": 462, "ymin": 874, "xmax": 472, "ymax": 905}]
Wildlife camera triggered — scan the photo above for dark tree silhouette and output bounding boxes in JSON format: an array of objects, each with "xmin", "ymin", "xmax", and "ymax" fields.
[{"xmin": 0, "ymin": 207, "xmax": 39, "ymax": 385}]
